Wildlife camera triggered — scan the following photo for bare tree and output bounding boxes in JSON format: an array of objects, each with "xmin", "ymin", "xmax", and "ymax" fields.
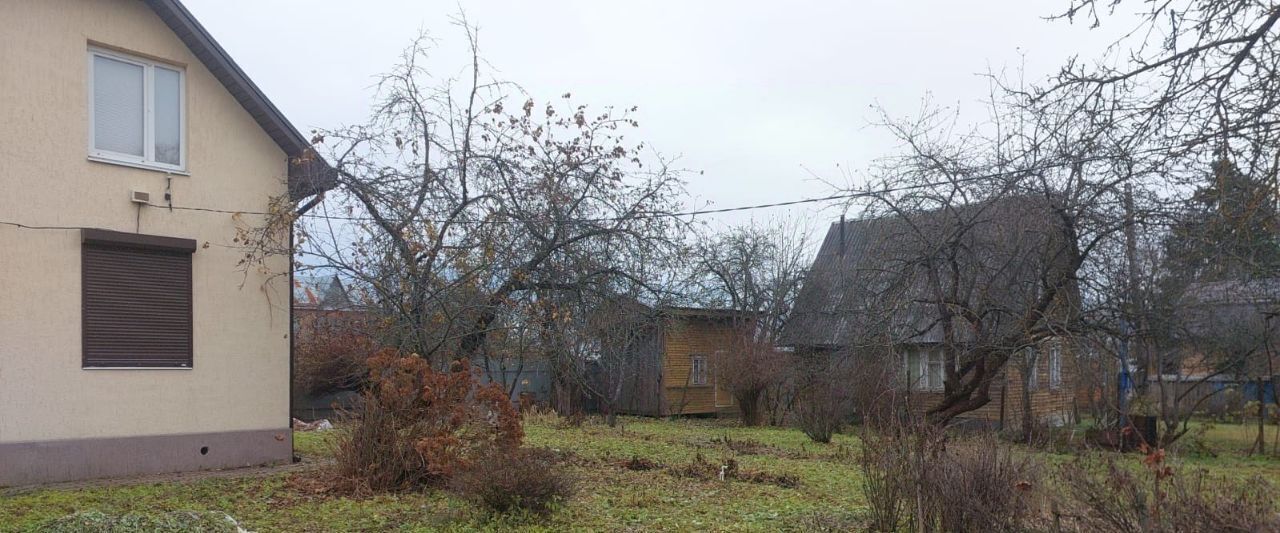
[
  {"xmin": 691, "ymin": 219, "xmax": 812, "ymax": 425},
  {"xmin": 810, "ymin": 0, "xmax": 1280, "ymax": 427},
  {"xmin": 572, "ymin": 296, "xmax": 663, "ymax": 426},
  {"xmin": 810, "ymin": 87, "xmax": 1126, "ymax": 426},
  {"xmin": 295, "ymin": 22, "xmax": 688, "ymax": 375},
  {"xmin": 1148, "ymin": 280, "xmax": 1280, "ymax": 448},
  {"xmin": 1049, "ymin": 0, "xmax": 1279, "ymax": 178},
  {"xmin": 1041, "ymin": 1, "xmax": 1280, "ymax": 435}
]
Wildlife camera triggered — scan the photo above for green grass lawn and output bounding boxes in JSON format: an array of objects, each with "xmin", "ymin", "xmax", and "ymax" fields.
[{"xmin": 2, "ymin": 415, "xmax": 1278, "ymax": 532}]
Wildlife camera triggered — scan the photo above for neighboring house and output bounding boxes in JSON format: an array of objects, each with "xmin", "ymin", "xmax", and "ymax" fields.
[
  {"xmin": 293, "ymin": 275, "xmax": 366, "ymax": 341},
  {"xmin": 294, "ymin": 275, "xmax": 357, "ymax": 312},
  {"xmin": 0, "ymin": 0, "xmax": 332, "ymax": 485},
  {"xmin": 781, "ymin": 197, "xmax": 1077, "ymax": 427},
  {"xmin": 291, "ymin": 275, "xmax": 371, "ymax": 421},
  {"xmin": 1149, "ymin": 278, "xmax": 1280, "ymax": 415},
  {"xmin": 614, "ymin": 306, "xmax": 752, "ymax": 417}
]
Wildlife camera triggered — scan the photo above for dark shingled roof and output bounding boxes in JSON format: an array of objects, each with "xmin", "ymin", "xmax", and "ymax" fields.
[
  {"xmin": 144, "ymin": 0, "xmax": 336, "ymax": 200},
  {"xmin": 293, "ymin": 275, "xmax": 356, "ymax": 310},
  {"xmin": 1182, "ymin": 279, "xmax": 1280, "ymax": 308},
  {"xmin": 780, "ymin": 195, "xmax": 1076, "ymax": 350},
  {"xmin": 1177, "ymin": 278, "xmax": 1280, "ymax": 338}
]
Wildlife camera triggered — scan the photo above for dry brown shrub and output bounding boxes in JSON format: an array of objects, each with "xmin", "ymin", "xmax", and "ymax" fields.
[
  {"xmin": 1056, "ymin": 450, "xmax": 1280, "ymax": 533},
  {"xmin": 794, "ymin": 376, "xmax": 855, "ymax": 443},
  {"xmin": 668, "ymin": 452, "xmax": 799, "ymax": 488},
  {"xmin": 857, "ymin": 418, "xmax": 1041, "ymax": 533},
  {"xmin": 450, "ymin": 447, "xmax": 576, "ymax": 515},
  {"xmin": 926, "ymin": 440, "xmax": 1041, "ymax": 532},
  {"xmin": 710, "ymin": 435, "xmax": 769, "ymax": 455},
  {"xmin": 556, "ymin": 411, "xmax": 587, "ymax": 429},
  {"xmin": 293, "ymin": 320, "xmax": 380, "ymax": 397},
  {"xmin": 619, "ymin": 456, "xmax": 663, "ymax": 471},
  {"xmin": 332, "ymin": 350, "xmax": 523, "ymax": 493}
]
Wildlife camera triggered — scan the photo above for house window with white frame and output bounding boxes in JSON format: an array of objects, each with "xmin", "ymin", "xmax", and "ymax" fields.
[
  {"xmin": 89, "ymin": 48, "xmax": 185, "ymax": 171},
  {"xmin": 905, "ymin": 348, "xmax": 945, "ymax": 391},
  {"xmin": 690, "ymin": 355, "xmax": 708, "ymax": 386},
  {"xmin": 1048, "ymin": 341, "xmax": 1063, "ymax": 390}
]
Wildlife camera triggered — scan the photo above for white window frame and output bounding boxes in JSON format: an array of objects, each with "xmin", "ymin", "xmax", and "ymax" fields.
[
  {"xmin": 690, "ymin": 355, "xmax": 708, "ymax": 386},
  {"xmin": 88, "ymin": 47, "xmax": 187, "ymax": 173},
  {"xmin": 904, "ymin": 349, "xmax": 945, "ymax": 392},
  {"xmin": 926, "ymin": 349, "xmax": 944, "ymax": 391},
  {"xmin": 1048, "ymin": 341, "xmax": 1063, "ymax": 390}
]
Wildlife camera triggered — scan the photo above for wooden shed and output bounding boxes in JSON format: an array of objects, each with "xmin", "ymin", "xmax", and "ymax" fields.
[{"xmin": 613, "ymin": 306, "xmax": 754, "ymax": 417}]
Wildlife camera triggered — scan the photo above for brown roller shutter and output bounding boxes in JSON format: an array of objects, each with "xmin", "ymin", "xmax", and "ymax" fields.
[{"xmin": 82, "ymin": 229, "xmax": 196, "ymax": 368}]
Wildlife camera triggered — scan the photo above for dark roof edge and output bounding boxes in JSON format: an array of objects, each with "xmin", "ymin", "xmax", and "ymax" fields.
[
  {"xmin": 144, "ymin": 0, "xmax": 336, "ymax": 200},
  {"xmin": 658, "ymin": 306, "xmax": 760, "ymax": 319}
]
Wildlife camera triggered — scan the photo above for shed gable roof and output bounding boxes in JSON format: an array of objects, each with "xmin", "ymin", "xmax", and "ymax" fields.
[{"xmin": 143, "ymin": 0, "xmax": 335, "ymax": 200}]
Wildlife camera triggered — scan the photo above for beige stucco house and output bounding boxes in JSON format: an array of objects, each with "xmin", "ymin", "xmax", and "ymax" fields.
[{"xmin": 0, "ymin": 0, "xmax": 332, "ymax": 485}]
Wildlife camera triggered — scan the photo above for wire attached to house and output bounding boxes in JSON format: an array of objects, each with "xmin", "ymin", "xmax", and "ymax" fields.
[
  {"xmin": 0, "ymin": 150, "xmax": 1155, "ymax": 232},
  {"xmin": 0, "ymin": 185, "xmax": 938, "ymax": 232},
  {"xmin": 0, "ymin": 220, "xmax": 95, "ymax": 231},
  {"xmin": 157, "ymin": 171, "xmax": 1004, "ymax": 224}
]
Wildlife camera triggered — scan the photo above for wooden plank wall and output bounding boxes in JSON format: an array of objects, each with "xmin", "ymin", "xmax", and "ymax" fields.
[
  {"xmin": 612, "ymin": 323, "xmax": 665, "ymax": 416},
  {"xmin": 662, "ymin": 316, "xmax": 740, "ymax": 416}
]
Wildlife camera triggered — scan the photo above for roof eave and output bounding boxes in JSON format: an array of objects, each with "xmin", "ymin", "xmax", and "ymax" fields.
[{"xmin": 144, "ymin": 0, "xmax": 336, "ymax": 200}]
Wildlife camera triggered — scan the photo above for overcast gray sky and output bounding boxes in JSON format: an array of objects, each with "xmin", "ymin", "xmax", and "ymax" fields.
[{"xmin": 186, "ymin": 0, "xmax": 1136, "ymax": 228}]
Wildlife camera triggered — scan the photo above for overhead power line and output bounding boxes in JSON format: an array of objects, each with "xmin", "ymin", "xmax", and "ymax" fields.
[
  {"xmin": 0, "ymin": 151, "xmax": 1158, "ymax": 232},
  {"xmin": 0, "ymin": 181, "xmax": 949, "ymax": 231}
]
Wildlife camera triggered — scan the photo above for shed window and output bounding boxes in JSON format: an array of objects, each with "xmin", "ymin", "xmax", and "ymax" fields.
[
  {"xmin": 89, "ymin": 48, "xmax": 185, "ymax": 171},
  {"xmin": 82, "ymin": 229, "xmax": 195, "ymax": 368},
  {"xmin": 690, "ymin": 355, "xmax": 708, "ymax": 386}
]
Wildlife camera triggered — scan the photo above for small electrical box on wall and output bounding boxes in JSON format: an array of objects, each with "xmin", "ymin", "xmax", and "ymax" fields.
[{"xmin": 130, "ymin": 190, "xmax": 151, "ymax": 204}]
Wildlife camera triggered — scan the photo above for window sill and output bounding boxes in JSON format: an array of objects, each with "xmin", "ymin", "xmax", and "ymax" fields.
[
  {"xmin": 88, "ymin": 155, "xmax": 189, "ymax": 176},
  {"xmin": 83, "ymin": 366, "xmax": 193, "ymax": 370}
]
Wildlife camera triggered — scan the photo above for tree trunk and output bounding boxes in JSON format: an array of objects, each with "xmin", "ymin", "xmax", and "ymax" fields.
[
  {"xmin": 1252, "ymin": 377, "xmax": 1266, "ymax": 455},
  {"xmin": 1021, "ymin": 371, "xmax": 1035, "ymax": 444},
  {"xmin": 737, "ymin": 388, "xmax": 764, "ymax": 426},
  {"xmin": 1271, "ymin": 376, "xmax": 1280, "ymax": 456}
]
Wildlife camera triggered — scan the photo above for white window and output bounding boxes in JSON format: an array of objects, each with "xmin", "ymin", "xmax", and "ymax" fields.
[
  {"xmin": 690, "ymin": 355, "xmax": 708, "ymax": 386},
  {"xmin": 89, "ymin": 48, "xmax": 185, "ymax": 171},
  {"xmin": 1048, "ymin": 341, "xmax": 1063, "ymax": 390},
  {"xmin": 927, "ymin": 350, "xmax": 944, "ymax": 391},
  {"xmin": 904, "ymin": 349, "xmax": 944, "ymax": 391}
]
